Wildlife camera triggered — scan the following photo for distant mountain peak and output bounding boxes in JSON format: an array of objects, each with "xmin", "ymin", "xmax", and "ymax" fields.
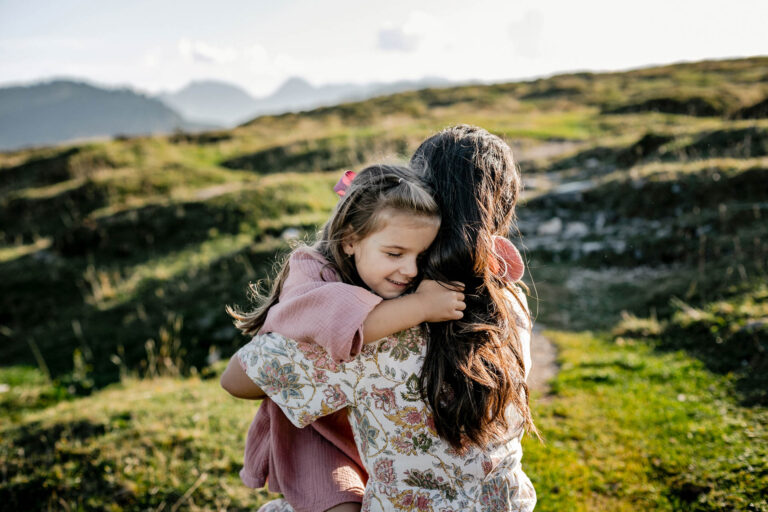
[{"xmin": 272, "ymin": 77, "xmax": 315, "ymax": 96}]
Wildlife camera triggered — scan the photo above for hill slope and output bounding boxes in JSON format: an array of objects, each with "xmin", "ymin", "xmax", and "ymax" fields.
[{"xmin": 1, "ymin": 56, "xmax": 766, "ymax": 383}]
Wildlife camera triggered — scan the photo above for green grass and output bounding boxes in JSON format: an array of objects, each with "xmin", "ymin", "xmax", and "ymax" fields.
[
  {"xmin": 0, "ymin": 369, "xmax": 278, "ymax": 510},
  {"xmin": 523, "ymin": 331, "xmax": 768, "ymax": 512},
  {"xmin": 3, "ymin": 331, "xmax": 765, "ymax": 511}
]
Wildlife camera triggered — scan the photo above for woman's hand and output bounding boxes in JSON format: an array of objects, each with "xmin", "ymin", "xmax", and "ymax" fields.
[{"xmin": 414, "ymin": 280, "xmax": 466, "ymax": 322}]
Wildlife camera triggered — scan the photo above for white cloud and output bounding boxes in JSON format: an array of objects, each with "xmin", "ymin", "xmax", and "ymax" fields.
[
  {"xmin": 377, "ymin": 11, "xmax": 443, "ymax": 53},
  {"xmin": 378, "ymin": 27, "xmax": 420, "ymax": 52},
  {"xmin": 177, "ymin": 38, "xmax": 238, "ymax": 64}
]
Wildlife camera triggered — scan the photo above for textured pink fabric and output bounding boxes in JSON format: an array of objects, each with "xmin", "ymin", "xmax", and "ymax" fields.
[
  {"xmin": 240, "ymin": 247, "xmax": 379, "ymax": 512},
  {"xmin": 261, "ymin": 247, "xmax": 383, "ymax": 362},
  {"xmin": 241, "ymin": 402, "xmax": 367, "ymax": 512}
]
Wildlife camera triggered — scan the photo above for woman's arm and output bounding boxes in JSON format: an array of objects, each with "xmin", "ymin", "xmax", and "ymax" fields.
[
  {"xmin": 220, "ymin": 355, "xmax": 267, "ymax": 399},
  {"xmin": 236, "ymin": 332, "xmax": 359, "ymax": 428}
]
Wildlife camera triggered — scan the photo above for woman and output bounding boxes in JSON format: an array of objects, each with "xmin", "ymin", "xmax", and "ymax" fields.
[{"xmin": 222, "ymin": 125, "xmax": 537, "ymax": 511}]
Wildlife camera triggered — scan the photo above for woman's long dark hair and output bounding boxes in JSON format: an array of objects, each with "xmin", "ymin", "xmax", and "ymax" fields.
[{"xmin": 411, "ymin": 125, "xmax": 538, "ymax": 450}]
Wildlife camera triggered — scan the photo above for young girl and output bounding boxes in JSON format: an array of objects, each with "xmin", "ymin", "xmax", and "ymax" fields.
[{"xmin": 226, "ymin": 164, "xmax": 468, "ymax": 512}]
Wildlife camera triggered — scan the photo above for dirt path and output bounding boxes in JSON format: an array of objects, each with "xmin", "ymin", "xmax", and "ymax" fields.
[{"xmin": 528, "ymin": 326, "xmax": 558, "ymax": 397}]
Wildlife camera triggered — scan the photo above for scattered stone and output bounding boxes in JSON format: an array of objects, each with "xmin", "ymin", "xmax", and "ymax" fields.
[
  {"xmin": 581, "ymin": 241, "xmax": 604, "ymax": 254},
  {"xmin": 537, "ymin": 217, "xmax": 563, "ymax": 236},
  {"xmin": 551, "ymin": 180, "xmax": 595, "ymax": 195},
  {"xmin": 206, "ymin": 346, "xmax": 221, "ymax": 366},
  {"xmin": 594, "ymin": 212, "xmax": 607, "ymax": 231},
  {"xmin": 564, "ymin": 222, "xmax": 589, "ymax": 238},
  {"xmin": 281, "ymin": 228, "xmax": 301, "ymax": 240}
]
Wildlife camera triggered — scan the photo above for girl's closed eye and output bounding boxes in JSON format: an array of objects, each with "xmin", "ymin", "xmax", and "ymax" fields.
[{"xmin": 385, "ymin": 252, "xmax": 402, "ymax": 258}]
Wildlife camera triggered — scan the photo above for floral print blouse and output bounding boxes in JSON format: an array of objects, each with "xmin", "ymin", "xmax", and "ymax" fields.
[{"xmin": 238, "ymin": 291, "xmax": 536, "ymax": 512}]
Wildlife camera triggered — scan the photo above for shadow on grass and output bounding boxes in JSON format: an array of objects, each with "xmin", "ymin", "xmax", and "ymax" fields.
[{"xmin": 0, "ymin": 418, "xmax": 138, "ymax": 511}]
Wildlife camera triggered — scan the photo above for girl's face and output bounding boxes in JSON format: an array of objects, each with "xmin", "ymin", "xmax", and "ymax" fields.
[{"xmin": 343, "ymin": 209, "xmax": 439, "ymax": 299}]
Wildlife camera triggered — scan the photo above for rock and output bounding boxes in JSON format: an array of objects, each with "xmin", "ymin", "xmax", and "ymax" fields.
[
  {"xmin": 610, "ymin": 240, "xmax": 627, "ymax": 253},
  {"xmin": 537, "ymin": 217, "xmax": 563, "ymax": 236},
  {"xmin": 585, "ymin": 158, "xmax": 600, "ymax": 169},
  {"xmin": 206, "ymin": 346, "xmax": 221, "ymax": 365},
  {"xmin": 564, "ymin": 222, "xmax": 589, "ymax": 238},
  {"xmin": 281, "ymin": 227, "xmax": 301, "ymax": 240},
  {"xmin": 551, "ymin": 180, "xmax": 595, "ymax": 195},
  {"xmin": 595, "ymin": 212, "xmax": 607, "ymax": 231},
  {"xmin": 582, "ymin": 241, "xmax": 604, "ymax": 254}
]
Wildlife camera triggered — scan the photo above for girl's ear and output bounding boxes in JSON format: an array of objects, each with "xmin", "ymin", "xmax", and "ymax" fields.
[{"xmin": 342, "ymin": 236, "xmax": 356, "ymax": 256}]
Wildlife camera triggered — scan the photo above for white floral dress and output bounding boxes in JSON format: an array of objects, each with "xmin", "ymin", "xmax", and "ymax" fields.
[{"xmin": 238, "ymin": 293, "xmax": 536, "ymax": 512}]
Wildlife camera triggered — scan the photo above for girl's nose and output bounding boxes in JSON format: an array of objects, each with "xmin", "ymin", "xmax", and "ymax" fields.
[{"xmin": 400, "ymin": 257, "xmax": 418, "ymax": 277}]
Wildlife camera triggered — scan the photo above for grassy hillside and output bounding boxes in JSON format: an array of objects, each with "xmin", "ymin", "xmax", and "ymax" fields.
[{"xmin": 2, "ymin": 56, "xmax": 767, "ymax": 510}]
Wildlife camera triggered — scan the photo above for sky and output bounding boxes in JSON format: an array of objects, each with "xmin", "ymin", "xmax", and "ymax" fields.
[{"xmin": 1, "ymin": 0, "xmax": 766, "ymax": 98}]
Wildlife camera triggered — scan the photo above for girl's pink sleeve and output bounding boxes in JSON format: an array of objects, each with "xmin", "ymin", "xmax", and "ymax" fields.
[{"xmin": 261, "ymin": 248, "xmax": 382, "ymax": 363}]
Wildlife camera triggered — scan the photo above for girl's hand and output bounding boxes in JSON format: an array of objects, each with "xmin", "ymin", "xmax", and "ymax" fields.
[{"xmin": 414, "ymin": 280, "xmax": 466, "ymax": 322}]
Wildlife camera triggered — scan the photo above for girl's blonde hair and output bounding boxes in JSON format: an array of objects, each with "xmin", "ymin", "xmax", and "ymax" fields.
[{"xmin": 227, "ymin": 164, "xmax": 440, "ymax": 335}]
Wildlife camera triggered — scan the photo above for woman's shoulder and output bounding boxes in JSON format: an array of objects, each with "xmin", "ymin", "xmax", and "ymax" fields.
[{"xmin": 362, "ymin": 326, "xmax": 426, "ymax": 360}]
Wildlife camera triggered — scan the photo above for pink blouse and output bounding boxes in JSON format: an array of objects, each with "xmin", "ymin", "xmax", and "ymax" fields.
[{"xmin": 239, "ymin": 246, "xmax": 382, "ymax": 512}]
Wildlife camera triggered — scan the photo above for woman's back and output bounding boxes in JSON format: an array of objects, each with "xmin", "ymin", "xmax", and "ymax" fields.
[{"xmin": 237, "ymin": 288, "xmax": 536, "ymax": 511}]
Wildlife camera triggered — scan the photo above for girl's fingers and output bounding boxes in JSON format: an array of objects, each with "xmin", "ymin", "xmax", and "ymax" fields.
[{"xmin": 456, "ymin": 301, "xmax": 466, "ymax": 310}]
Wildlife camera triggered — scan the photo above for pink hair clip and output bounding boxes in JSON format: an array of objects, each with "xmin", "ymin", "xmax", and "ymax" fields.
[
  {"xmin": 333, "ymin": 170, "xmax": 357, "ymax": 197},
  {"xmin": 489, "ymin": 236, "xmax": 525, "ymax": 282}
]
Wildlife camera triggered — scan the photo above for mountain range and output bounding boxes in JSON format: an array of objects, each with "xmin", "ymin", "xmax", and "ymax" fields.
[
  {"xmin": 0, "ymin": 76, "xmax": 452, "ymax": 151},
  {"xmin": 158, "ymin": 76, "xmax": 452, "ymax": 126},
  {"xmin": 0, "ymin": 80, "xmax": 210, "ymax": 152}
]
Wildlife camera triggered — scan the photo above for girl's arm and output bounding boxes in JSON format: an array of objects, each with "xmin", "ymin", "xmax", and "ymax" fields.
[
  {"xmin": 362, "ymin": 280, "xmax": 465, "ymax": 343},
  {"xmin": 220, "ymin": 355, "xmax": 266, "ymax": 399},
  {"xmin": 261, "ymin": 248, "xmax": 464, "ymax": 359}
]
